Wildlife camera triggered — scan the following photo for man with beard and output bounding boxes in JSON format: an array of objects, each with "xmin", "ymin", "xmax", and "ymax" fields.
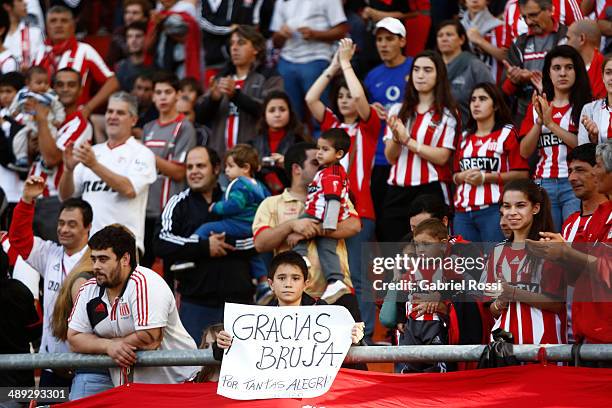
[{"xmin": 67, "ymin": 224, "xmax": 198, "ymax": 385}]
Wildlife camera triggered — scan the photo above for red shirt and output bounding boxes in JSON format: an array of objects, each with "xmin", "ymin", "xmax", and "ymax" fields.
[
  {"xmin": 519, "ymin": 103, "xmax": 577, "ymax": 179},
  {"xmin": 588, "ymin": 50, "xmax": 606, "ymax": 100},
  {"xmin": 303, "ymin": 164, "xmax": 350, "ymax": 223},
  {"xmin": 320, "ymin": 107, "xmax": 380, "ymax": 220},
  {"xmin": 562, "ymin": 211, "xmax": 593, "ymax": 242},
  {"xmin": 267, "ymin": 129, "xmax": 286, "ymax": 154},
  {"xmin": 224, "ymin": 77, "xmax": 245, "ymax": 150},
  {"xmin": 572, "ymin": 200, "xmax": 612, "ymax": 343},
  {"xmin": 454, "ymin": 125, "xmax": 527, "ymax": 212}
]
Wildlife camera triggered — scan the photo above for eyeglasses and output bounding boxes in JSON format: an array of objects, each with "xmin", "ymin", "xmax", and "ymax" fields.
[{"xmin": 522, "ymin": 9, "xmax": 544, "ymax": 21}]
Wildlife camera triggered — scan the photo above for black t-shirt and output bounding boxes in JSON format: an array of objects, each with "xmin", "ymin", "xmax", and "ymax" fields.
[{"xmin": 0, "ymin": 278, "xmax": 41, "ymax": 387}]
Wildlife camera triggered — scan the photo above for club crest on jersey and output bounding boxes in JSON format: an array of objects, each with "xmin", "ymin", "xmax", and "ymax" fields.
[{"xmin": 119, "ymin": 303, "xmax": 130, "ymax": 318}]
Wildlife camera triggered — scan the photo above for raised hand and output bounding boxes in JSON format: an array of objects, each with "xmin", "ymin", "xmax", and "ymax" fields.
[
  {"xmin": 22, "ymin": 175, "xmax": 46, "ymax": 203},
  {"xmin": 338, "ymin": 38, "xmax": 356, "ymax": 65}
]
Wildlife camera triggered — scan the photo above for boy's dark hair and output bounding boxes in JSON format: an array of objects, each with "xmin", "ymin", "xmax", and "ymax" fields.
[
  {"xmin": 125, "ymin": 20, "xmax": 147, "ymax": 35},
  {"xmin": 152, "ymin": 70, "xmax": 180, "ymax": 92},
  {"xmin": 0, "ymin": 71, "xmax": 25, "ymax": 91},
  {"xmin": 226, "ymin": 144, "xmax": 259, "ymax": 176},
  {"xmin": 135, "ymin": 70, "xmax": 154, "ymax": 83},
  {"xmin": 268, "ymin": 251, "xmax": 309, "ymax": 281},
  {"xmin": 88, "ymin": 225, "xmax": 137, "ymax": 270},
  {"xmin": 60, "ymin": 198, "xmax": 93, "ymax": 228},
  {"xmin": 0, "ymin": 6, "xmax": 10, "ymax": 43},
  {"xmin": 53, "ymin": 67, "xmax": 82, "ymax": 85},
  {"xmin": 232, "ymin": 25, "xmax": 266, "ymax": 66},
  {"xmin": 178, "ymin": 77, "xmax": 203, "ymax": 97},
  {"xmin": 413, "ymin": 218, "xmax": 449, "ymax": 241},
  {"xmin": 567, "ymin": 142, "xmax": 597, "ymax": 167},
  {"xmin": 124, "ymin": 0, "xmax": 152, "ymax": 17},
  {"xmin": 284, "ymin": 141, "xmax": 318, "ymax": 181},
  {"xmin": 320, "ymin": 128, "xmax": 351, "ymax": 157},
  {"xmin": 407, "ymin": 194, "xmax": 449, "ymax": 220},
  {"xmin": 26, "ymin": 66, "xmax": 49, "ymax": 82}
]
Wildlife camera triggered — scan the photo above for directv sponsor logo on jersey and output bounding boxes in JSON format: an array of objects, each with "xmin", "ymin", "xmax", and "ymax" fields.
[
  {"xmin": 537, "ymin": 132, "xmax": 564, "ymax": 148},
  {"xmin": 459, "ymin": 157, "xmax": 500, "ymax": 172},
  {"xmin": 83, "ymin": 180, "xmax": 115, "ymax": 193}
]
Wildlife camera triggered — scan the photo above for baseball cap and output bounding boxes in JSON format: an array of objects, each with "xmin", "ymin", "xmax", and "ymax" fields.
[{"xmin": 374, "ymin": 17, "xmax": 406, "ymax": 38}]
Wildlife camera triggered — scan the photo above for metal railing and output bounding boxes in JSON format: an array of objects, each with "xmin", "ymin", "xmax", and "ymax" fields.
[{"xmin": 1, "ymin": 345, "xmax": 612, "ymax": 370}]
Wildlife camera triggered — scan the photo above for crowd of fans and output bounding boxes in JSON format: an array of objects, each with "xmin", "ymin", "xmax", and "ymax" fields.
[{"xmin": 0, "ymin": 0, "xmax": 612, "ymax": 403}]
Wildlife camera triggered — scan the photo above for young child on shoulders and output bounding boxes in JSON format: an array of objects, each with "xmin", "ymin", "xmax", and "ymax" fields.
[
  {"xmin": 194, "ymin": 144, "xmax": 271, "ymax": 303},
  {"xmin": 8, "ymin": 66, "xmax": 65, "ymax": 173},
  {"xmin": 294, "ymin": 128, "xmax": 352, "ymax": 303}
]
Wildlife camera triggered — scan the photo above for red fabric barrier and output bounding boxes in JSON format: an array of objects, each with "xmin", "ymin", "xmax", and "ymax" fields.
[{"xmin": 57, "ymin": 365, "xmax": 612, "ymax": 407}]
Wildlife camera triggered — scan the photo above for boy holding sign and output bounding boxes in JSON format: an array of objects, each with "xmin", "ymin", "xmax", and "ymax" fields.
[{"xmin": 216, "ymin": 251, "xmax": 365, "ymax": 351}]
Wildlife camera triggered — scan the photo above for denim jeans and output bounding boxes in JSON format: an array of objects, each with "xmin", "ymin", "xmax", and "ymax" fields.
[
  {"xmin": 453, "ymin": 204, "xmax": 504, "ymax": 252},
  {"xmin": 69, "ymin": 371, "xmax": 114, "ymax": 401},
  {"xmin": 277, "ymin": 58, "xmax": 329, "ymax": 121},
  {"xmin": 179, "ymin": 300, "xmax": 224, "ymax": 346},
  {"xmin": 346, "ymin": 218, "xmax": 376, "ymax": 339},
  {"xmin": 536, "ymin": 178, "xmax": 580, "ymax": 232}
]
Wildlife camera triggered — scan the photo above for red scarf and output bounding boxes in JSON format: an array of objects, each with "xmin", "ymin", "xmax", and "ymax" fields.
[
  {"xmin": 145, "ymin": 11, "xmax": 202, "ymax": 82},
  {"xmin": 38, "ymin": 36, "xmax": 78, "ymax": 77}
]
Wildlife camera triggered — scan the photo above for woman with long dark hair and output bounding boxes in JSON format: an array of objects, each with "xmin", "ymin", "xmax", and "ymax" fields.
[
  {"xmin": 453, "ymin": 83, "xmax": 529, "ymax": 246},
  {"xmin": 484, "ymin": 179, "xmax": 566, "ymax": 344},
  {"xmin": 381, "ymin": 50, "xmax": 459, "ymax": 241},
  {"xmin": 519, "ymin": 45, "xmax": 592, "ymax": 232},
  {"xmin": 305, "ymin": 38, "xmax": 381, "ymax": 342},
  {"xmin": 251, "ymin": 90, "xmax": 306, "ymax": 166}
]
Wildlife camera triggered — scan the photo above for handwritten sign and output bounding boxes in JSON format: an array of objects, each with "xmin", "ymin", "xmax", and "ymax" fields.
[{"xmin": 217, "ymin": 303, "xmax": 355, "ymax": 400}]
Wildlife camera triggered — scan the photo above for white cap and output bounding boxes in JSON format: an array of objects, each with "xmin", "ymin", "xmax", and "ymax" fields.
[{"xmin": 374, "ymin": 17, "xmax": 406, "ymax": 38}]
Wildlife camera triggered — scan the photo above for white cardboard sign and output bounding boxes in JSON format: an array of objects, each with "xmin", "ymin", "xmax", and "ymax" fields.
[{"xmin": 217, "ymin": 303, "xmax": 354, "ymax": 400}]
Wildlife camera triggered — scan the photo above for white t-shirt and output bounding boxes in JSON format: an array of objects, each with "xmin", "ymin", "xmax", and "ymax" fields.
[
  {"xmin": 4, "ymin": 21, "xmax": 44, "ymax": 68},
  {"xmin": 24, "ymin": 238, "xmax": 89, "ymax": 354},
  {"xmin": 0, "ymin": 49, "xmax": 18, "ymax": 73},
  {"xmin": 72, "ymin": 137, "xmax": 156, "ymax": 251},
  {"xmin": 156, "ymin": 1, "xmax": 197, "ymax": 18},
  {"xmin": 68, "ymin": 266, "xmax": 198, "ymax": 385},
  {"xmin": 269, "ymin": 0, "xmax": 346, "ymax": 63}
]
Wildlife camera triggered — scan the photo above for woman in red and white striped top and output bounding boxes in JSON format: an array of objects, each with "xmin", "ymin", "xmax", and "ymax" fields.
[
  {"xmin": 305, "ymin": 38, "xmax": 381, "ymax": 340},
  {"xmin": 381, "ymin": 50, "xmax": 459, "ymax": 242},
  {"xmin": 519, "ymin": 45, "xmax": 592, "ymax": 232},
  {"xmin": 484, "ymin": 179, "xmax": 567, "ymax": 345},
  {"xmin": 453, "ymin": 83, "xmax": 529, "ymax": 245}
]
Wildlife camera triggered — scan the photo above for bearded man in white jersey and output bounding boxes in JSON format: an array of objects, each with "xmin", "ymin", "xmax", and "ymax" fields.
[
  {"xmin": 58, "ymin": 91, "xmax": 156, "ymax": 255},
  {"xmin": 68, "ymin": 225, "xmax": 197, "ymax": 386}
]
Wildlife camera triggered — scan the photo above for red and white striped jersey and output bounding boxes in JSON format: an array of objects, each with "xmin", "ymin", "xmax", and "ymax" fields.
[
  {"xmin": 520, "ymin": 102, "xmax": 577, "ymax": 179},
  {"xmin": 33, "ymin": 40, "xmax": 114, "ymax": 106},
  {"xmin": 320, "ymin": 107, "xmax": 380, "ymax": 220},
  {"xmin": 454, "ymin": 125, "xmax": 528, "ymax": 212},
  {"xmin": 404, "ymin": 266, "xmax": 447, "ymax": 321},
  {"xmin": 483, "ymin": 243, "xmax": 567, "ymax": 344},
  {"xmin": 384, "ymin": 103, "xmax": 458, "ymax": 187},
  {"xmin": 68, "ymin": 266, "xmax": 197, "ymax": 385},
  {"xmin": 223, "ymin": 76, "xmax": 245, "ymax": 150},
  {"xmin": 503, "ymin": 0, "xmax": 583, "ymax": 44},
  {"xmin": 578, "ymin": 98, "xmax": 612, "ymax": 145},
  {"xmin": 479, "ymin": 25, "xmax": 506, "ymax": 83},
  {"xmin": 562, "ymin": 211, "xmax": 593, "ymax": 242},
  {"xmin": 303, "ymin": 164, "xmax": 350, "ymax": 223},
  {"xmin": 28, "ymin": 111, "xmax": 93, "ymax": 197}
]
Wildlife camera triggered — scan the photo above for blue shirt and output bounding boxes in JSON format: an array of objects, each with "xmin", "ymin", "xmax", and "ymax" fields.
[{"xmin": 364, "ymin": 57, "xmax": 413, "ymax": 166}]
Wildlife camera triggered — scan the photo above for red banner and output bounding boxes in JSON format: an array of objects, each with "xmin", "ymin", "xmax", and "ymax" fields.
[{"xmin": 58, "ymin": 365, "xmax": 612, "ymax": 407}]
